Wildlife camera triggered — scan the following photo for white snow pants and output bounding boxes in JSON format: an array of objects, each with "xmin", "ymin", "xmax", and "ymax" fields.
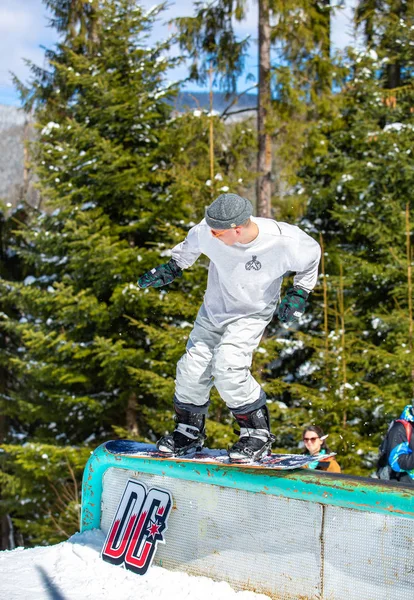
[{"xmin": 175, "ymin": 304, "xmax": 271, "ymax": 414}]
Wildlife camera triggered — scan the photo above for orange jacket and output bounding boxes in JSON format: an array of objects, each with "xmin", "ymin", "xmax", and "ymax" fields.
[{"xmin": 315, "ymin": 456, "xmax": 341, "ymax": 473}]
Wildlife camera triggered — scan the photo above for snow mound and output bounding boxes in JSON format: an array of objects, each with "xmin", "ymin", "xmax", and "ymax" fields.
[{"xmin": 0, "ymin": 529, "xmax": 270, "ymax": 600}]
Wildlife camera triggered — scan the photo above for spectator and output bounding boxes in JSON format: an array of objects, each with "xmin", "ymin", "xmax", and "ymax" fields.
[
  {"xmin": 302, "ymin": 425, "xmax": 341, "ymax": 473},
  {"xmin": 377, "ymin": 404, "xmax": 414, "ymax": 484}
]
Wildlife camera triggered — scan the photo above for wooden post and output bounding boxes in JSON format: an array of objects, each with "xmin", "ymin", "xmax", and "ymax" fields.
[
  {"xmin": 406, "ymin": 203, "xmax": 414, "ymax": 394},
  {"xmin": 339, "ymin": 263, "xmax": 347, "ymax": 426},
  {"xmin": 319, "ymin": 234, "xmax": 329, "ymax": 362}
]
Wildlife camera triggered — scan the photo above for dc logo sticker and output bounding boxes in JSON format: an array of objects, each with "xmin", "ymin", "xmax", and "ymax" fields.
[
  {"xmin": 245, "ymin": 255, "xmax": 261, "ymax": 271},
  {"xmin": 101, "ymin": 479, "xmax": 172, "ymax": 575}
]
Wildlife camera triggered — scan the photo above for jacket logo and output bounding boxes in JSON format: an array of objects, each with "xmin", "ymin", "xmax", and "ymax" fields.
[{"xmin": 245, "ymin": 255, "xmax": 262, "ymax": 271}]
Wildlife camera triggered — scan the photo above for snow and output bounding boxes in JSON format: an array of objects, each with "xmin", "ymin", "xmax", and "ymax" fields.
[
  {"xmin": 355, "ymin": 48, "xmax": 378, "ymax": 62},
  {"xmin": 23, "ymin": 276, "xmax": 36, "ymax": 286},
  {"xmin": 383, "ymin": 122, "xmax": 414, "ymax": 132},
  {"xmin": 0, "ymin": 530, "xmax": 270, "ymax": 600},
  {"xmin": 40, "ymin": 122, "xmax": 60, "ymax": 135}
]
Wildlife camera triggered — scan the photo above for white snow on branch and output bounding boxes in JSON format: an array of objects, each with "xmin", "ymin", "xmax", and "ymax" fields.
[
  {"xmin": 41, "ymin": 122, "xmax": 60, "ymax": 136},
  {"xmin": 383, "ymin": 122, "xmax": 414, "ymax": 133}
]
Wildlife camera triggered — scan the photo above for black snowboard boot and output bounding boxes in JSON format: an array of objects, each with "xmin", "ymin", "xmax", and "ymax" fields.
[
  {"xmin": 228, "ymin": 405, "xmax": 275, "ymax": 463},
  {"xmin": 157, "ymin": 406, "xmax": 206, "ymax": 457}
]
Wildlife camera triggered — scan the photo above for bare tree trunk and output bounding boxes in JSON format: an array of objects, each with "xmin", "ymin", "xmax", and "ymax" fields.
[
  {"xmin": 407, "ymin": 203, "xmax": 413, "ymax": 353},
  {"xmin": 209, "ymin": 64, "xmax": 215, "ymax": 198},
  {"xmin": 126, "ymin": 392, "xmax": 139, "ymax": 436},
  {"xmin": 387, "ymin": 62, "xmax": 401, "ymax": 90},
  {"xmin": 256, "ymin": 0, "xmax": 272, "ymax": 218},
  {"xmin": 88, "ymin": 0, "xmax": 100, "ymax": 48},
  {"xmin": 0, "ymin": 413, "xmax": 5, "ymax": 443},
  {"xmin": 320, "ymin": 0, "xmax": 331, "ymax": 58},
  {"xmin": 386, "ymin": 0, "xmax": 403, "ymax": 89},
  {"xmin": 318, "ymin": 0, "xmax": 331, "ymax": 95},
  {"xmin": 0, "ymin": 516, "xmax": 12, "ymax": 551},
  {"xmin": 0, "ymin": 362, "xmax": 7, "ymax": 447},
  {"xmin": 0, "ymin": 369, "xmax": 13, "ymax": 550},
  {"xmin": 338, "ymin": 263, "xmax": 347, "ymax": 427},
  {"xmin": 406, "ymin": 203, "xmax": 414, "ymax": 395}
]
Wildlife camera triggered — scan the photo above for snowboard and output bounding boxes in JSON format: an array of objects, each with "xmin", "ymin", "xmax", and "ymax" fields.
[{"xmin": 104, "ymin": 440, "xmax": 336, "ymax": 470}]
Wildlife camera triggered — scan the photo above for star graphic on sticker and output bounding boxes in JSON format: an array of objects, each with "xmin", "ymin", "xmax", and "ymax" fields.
[{"xmin": 147, "ymin": 519, "xmax": 161, "ymax": 539}]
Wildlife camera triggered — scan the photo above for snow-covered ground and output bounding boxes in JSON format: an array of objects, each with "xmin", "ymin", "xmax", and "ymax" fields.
[{"xmin": 0, "ymin": 529, "xmax": 271, "ymax": 600}]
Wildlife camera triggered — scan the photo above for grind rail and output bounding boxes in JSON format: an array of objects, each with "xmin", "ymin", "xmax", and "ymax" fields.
[{"xmin": 81, "ymin": 441, "xmax": 414, "ymax": 600}]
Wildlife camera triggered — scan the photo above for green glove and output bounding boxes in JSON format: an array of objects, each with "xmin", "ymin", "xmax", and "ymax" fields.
[
  {"xmin": 138, "ymin": 259, "xmax": 182, "ymax": 289},
  {"xmin": 278, "ymin": 286, "xmax": 309, "ymax": 323}
]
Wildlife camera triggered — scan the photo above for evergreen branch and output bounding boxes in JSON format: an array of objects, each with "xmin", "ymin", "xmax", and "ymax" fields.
[
  {"xmin": 393, "ymin": 295, "xmax": 402, "ymax": 311},
  {"xmin": 222, "ymin": 106, "xmax": 258, "ymax": 120},
  {"xmin": 389, "ymin": 246, "xmax": 404, "ymax": 268},
  {"xmin": 382, "ymin": 83, "xmax": 414, "ymax": 98},
  {"xmin": 220, "ymin": 84, "xmax": 258, "ymax": 120}
]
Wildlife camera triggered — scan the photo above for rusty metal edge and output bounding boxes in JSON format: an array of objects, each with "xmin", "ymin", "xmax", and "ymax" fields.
[{"xmin": 80, "ymin": 442, "xmax": 414, "ymax": 532}]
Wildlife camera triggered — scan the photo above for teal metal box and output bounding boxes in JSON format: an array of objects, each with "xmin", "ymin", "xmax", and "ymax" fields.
[{"xmin": 81, "ymin": 442, "xmax": 414, "ymax": 599}]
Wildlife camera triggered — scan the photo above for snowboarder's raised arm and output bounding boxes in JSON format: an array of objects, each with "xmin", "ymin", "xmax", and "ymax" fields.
[
  {"xmin": 171, "ymin": 223, "xmax": 202, "ymax": 269},
  {"xmin": 277, "ymin": 227, "xmax": 321, "ymax": 324},
  {"xmin": 137, "ymin": 224, "xmax": 202, "ymax": 289}
]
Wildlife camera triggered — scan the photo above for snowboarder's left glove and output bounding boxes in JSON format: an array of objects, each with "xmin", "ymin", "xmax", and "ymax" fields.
[
  {"xmin": 138, "ymin": 259, "xmax": 182, "ymax": 289},
  {"xmin": 278, "ymin": 286, "xmax": 309, "ymax": 324}
]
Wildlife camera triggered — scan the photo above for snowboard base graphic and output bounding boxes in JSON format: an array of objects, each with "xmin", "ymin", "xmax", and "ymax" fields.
[{"xmin": 104, "ymin": 440, "xmax": 336, "ymax": 470}]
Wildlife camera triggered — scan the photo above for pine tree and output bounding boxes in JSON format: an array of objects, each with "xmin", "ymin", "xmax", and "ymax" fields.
[
  {"xmin": 1, "ymin": 0, "xmax": 257, "ymax": 545},
  {"xmin": 174, "ymin": 0, "xmax": 275, "ymax": 216},
  {"xmin": 0, "ymin": 203, "xmax": 31, "ymax": 549},
  {"xmin": 173, "ymin": 1, "xmax": 339, "ymax": 219},
  {"xmin": 267, "ymin": 6, "xmax": 414, "ymax": 474},
  {"xmin": 45, "ymin": 0, "xmax": 101, "ymax": 50},
  {"xmin": 355, "ymin": 0, "xmax": 410, "ymax": 89},
  {"xmin": 1, "ymin": 0, "xmax": 189, "ymax": 546}
]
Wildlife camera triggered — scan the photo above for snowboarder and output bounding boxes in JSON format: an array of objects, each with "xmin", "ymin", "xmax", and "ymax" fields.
[{"xmin": 138, "ymin": 193, "xmax": 321, "ymax": 461}]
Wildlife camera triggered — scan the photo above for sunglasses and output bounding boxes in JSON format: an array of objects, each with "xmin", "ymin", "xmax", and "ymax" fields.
[
  {"xmin": 303, "ymin": 436, "xmax": 319, "ymax": 443},
  {"xmin": 211, "ymin": 228, "xmax": 231, "ymax": 238}
]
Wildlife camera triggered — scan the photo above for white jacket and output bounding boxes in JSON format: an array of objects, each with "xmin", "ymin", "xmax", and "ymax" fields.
[{"xmin": 171, "ymin": 216, "xmax": 321, "ymax": 327}]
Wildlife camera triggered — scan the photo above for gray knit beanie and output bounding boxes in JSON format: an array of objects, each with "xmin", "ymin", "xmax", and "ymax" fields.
[{"xmin": 205, "ymin": 193, "xmax": 253, "ymax": 229}]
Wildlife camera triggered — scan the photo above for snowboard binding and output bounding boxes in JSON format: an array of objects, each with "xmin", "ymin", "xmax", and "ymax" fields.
[
  {"xmin": 157, "ymin": 406, "xmax": 206, "ymax": 457},
  {"xmin": 228, "ymin": 405, "xmax": 275, "ymax": 463}
]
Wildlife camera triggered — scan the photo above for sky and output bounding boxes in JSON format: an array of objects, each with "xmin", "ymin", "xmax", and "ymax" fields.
[
  {"xmin": 0, "ymin": 0, "xmax": 359, "ymax": 107},
  {"xmin": 0, "ymin": 529, "xmax": 271, "ymax": 599}
]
